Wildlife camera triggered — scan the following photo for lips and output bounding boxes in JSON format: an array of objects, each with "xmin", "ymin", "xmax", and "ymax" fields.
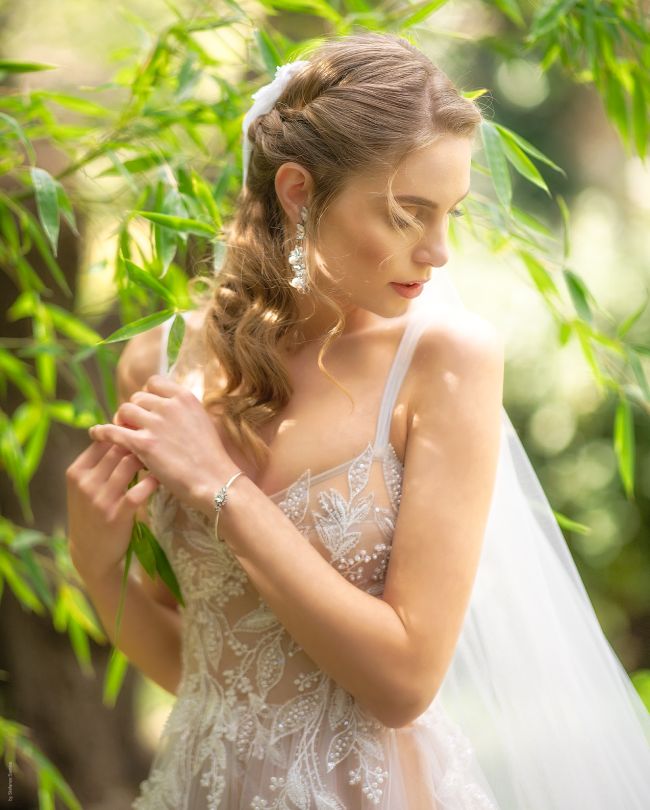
[{"xmin": 389, "ymin": 281, "xmax": 425, "ymax": 299}]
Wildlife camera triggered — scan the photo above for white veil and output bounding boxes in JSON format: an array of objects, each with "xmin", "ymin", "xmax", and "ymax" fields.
[{"xmin": 410, "ymin": 267, "xmax": 650, "ymax": 808}]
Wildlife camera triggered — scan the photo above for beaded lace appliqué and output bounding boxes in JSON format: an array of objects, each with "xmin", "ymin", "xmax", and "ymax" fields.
[{"xmin": 133, "ymin": 444, "xmax": 404, "ymax": 810}]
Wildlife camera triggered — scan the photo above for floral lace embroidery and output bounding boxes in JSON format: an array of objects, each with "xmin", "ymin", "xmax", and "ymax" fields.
[{"xmin": 133, "ymin": 447, "xmax": 403, "ymax": 809}]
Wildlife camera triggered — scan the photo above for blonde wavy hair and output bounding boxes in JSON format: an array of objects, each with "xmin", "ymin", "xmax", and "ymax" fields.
[{"xmin": 195, "ymin": 31, "xmax": 484, "ymax": 469}]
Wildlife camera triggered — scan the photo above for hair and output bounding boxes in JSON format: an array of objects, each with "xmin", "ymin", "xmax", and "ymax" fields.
[{"xmin": 195, "ymin": 31, "xmax": 484, "ymax": 469}]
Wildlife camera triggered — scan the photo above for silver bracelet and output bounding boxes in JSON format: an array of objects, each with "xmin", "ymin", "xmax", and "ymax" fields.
[{"xmin": 213, "ymin": 469, "xmax": 247, "ymax": 544}]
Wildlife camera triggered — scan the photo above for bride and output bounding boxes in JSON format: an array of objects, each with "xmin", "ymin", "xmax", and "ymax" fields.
[{"xmin": 66, "ymin": 31, "xmax": 650, "ymax": 809}]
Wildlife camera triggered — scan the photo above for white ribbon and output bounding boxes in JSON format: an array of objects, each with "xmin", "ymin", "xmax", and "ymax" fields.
[{"xmin": 241, "ymin": 60, "xmax": 310, "ymax": 188}]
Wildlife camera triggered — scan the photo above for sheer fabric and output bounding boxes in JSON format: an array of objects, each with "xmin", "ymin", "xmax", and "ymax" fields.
[{"xmin": 132, "ymin": 269, "xmax": 650, "ymax": 809}]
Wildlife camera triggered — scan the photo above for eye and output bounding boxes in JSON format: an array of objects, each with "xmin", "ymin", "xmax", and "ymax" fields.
[
  {"xmin": 392, "ymin": 207, "xmax": 421, "ymax": 229},
  {"xmin": 449, "ymin": 207, "xmax": 464, "ymax": 218}
]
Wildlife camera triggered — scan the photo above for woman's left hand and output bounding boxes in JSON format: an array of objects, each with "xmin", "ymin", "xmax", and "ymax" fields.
[{"xmin": 88, "ymin": 374, "xmax": 241, "ymax": 518}]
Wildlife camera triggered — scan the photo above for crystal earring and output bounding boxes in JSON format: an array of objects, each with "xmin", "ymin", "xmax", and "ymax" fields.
[{"xmin": 288, "ymin": 205, "xmax": 309, "ymax": 293}]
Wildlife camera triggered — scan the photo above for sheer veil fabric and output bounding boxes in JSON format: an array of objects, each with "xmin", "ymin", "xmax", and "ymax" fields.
[{"xmin": 411, "ymin": 267, "xmax": 650, "ymax": 808}]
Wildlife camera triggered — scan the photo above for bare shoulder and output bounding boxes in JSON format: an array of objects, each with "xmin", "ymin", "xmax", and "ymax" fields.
[{"xmin": 408, "ymin": 310, "xmax": 504, "ymax": 417}]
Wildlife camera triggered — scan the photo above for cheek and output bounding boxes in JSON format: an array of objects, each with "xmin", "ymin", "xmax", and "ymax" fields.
[
  {"xmin": 319, "ymin": 209, "xmax": 397, "ymax": 282},
  {"xmin": 349, "ymin": 215, "xmax": 398, "ymax": 272}
]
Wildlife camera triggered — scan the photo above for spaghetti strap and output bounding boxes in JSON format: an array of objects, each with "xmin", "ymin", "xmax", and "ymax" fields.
[{"xmin": 372, "ymin": 308, "xmax": 429, "ymax": 452}]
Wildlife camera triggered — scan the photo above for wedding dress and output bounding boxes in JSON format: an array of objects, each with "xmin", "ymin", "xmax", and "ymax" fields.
[{"xmin": 131, "ymin": 268, "xmax": 650, "ymax": 809}]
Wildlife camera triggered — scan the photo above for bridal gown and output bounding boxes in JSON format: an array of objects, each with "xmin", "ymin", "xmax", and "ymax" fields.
[{"xmin": 131, "ymin": 307, "xmax": 501, "ymax": 810}]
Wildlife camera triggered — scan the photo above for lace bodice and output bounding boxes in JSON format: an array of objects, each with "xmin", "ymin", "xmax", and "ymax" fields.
[{"xmin": 132, "ymin": 308, "xmax": 501, "ymax": 810}]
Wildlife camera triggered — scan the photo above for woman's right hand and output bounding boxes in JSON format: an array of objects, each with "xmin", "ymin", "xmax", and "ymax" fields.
[{"xmin": 65, "ymin": 440, "xmax": 159, "ymax": 584}]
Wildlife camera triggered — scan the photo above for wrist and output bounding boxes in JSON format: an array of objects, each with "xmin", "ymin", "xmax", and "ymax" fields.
[
  {"xmin": 192, "ymin": 465, "xmax": 244, "ymax": 520},
  {"xmin": 73, "ymin": 557, "xmax": 124, "ymax": 593}
]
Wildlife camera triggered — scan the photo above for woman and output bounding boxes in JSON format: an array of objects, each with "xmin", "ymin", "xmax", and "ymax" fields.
[{"xmin": 66, "ymin": 32, "xmax": 650, "ymax": 809}]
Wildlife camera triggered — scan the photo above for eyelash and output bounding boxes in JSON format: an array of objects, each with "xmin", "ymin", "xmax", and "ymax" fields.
[{"xmin": 393, "ymin": 207, "xmax": 465, "ymax": 228}]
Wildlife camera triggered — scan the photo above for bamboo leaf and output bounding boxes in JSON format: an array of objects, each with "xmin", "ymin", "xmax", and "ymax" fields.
[
  {"xmin": 493, "ymin": 123, "xmax": 567, "ymax": 176},
  {"xmin": 123, "ymin": 257, "xmax": 177, "ymax": 307},
  {"xmin": 614, "ymin": 397, "xmax": 635, "ymax": 499},
  {"xmin": 563, "ymin": 268, "xmax": 592, "ymax": 322},
  {"xmin": 99, "ymin": 309, "xmax": 175, "ymax": 344},
  {"xmin": 134, "ymin": 210, "xmax": 217, "ymax": 237},
  {"xmin": 30, "ymin": 168, "xmax": 60, "ymax": 257},
  {"xmin": 499, "ymin": 131, "xmax": 551, "ymax": 196},
  {"xmin": 480, "ymin": 121, "xmax": 512, "ymax": 210}
]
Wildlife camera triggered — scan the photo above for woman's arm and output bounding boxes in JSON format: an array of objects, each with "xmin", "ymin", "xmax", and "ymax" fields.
[
  {"xmin": 73, "ymin": 325, "xmax": 182, "ymax": 695},
  {"xmin": 80, "ymin": 561, "xmax": 182, "ymax": 695},
  {"xmin": 211, "ymin": 315, "xmax": 504, "ymax": 728}
]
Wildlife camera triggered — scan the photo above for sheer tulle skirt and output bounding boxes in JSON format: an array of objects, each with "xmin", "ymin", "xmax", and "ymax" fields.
[{"xmin": 132, "ymin": 690, "xmax": 500, "ymax": 810}]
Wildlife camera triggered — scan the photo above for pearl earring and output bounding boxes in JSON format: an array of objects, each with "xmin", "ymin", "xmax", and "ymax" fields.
[{"xmin": 288, "ymin": 205, "xmax": 309, "ymax": 293}]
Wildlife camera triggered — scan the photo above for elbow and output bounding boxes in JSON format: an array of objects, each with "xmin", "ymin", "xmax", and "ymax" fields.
[
  {"xmin": 377, "ymin": 692, "xmax": 437, "ymax": 730},
  {"xmin": 369, "ymin": 679, "xmax": 439, "ymax": 730}
]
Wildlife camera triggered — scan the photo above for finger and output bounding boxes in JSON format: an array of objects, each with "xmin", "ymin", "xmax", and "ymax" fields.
[
  {"xmin": 121, "ymin": 472, "xmax": 159, "ymax": 511},
  {"xmin": 143, "ymin": 374, "xmax": 186, "ymax": 397},
  {"xmin": 114, "ymin": 401, "xmax": 155, "ymax": 430},
  {"xmin": 88, "ymin": 444, "xmax": 134, "ymax": 484},
  {"xmin": 105, "ymin": 452, "xmax": 146, "ymax": 495},
  {"xmin": 89, "ymin": 422, "xmax": 142, "ymax": 454},
  {"xmin": 67, "ymin": 440, "xmax": 115, "ymax": 474},
  {"xmin": 129, "ymin": 390, "xmax": 165, "ymax": 411}
]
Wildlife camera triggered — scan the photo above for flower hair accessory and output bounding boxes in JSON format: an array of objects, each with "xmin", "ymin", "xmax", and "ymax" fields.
[{"xmin": 241, "ymin": 59, "xmax": 310, "ymax": 188}]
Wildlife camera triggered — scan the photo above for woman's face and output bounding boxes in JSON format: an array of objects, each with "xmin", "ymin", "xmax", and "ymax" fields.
[
  {"xmin": 320, "ymin": 134, "xmax": 472, "ymax": 310},
  {"xmin": 275, "ymin": 133, "xmax": 473, "ymax": 339}
]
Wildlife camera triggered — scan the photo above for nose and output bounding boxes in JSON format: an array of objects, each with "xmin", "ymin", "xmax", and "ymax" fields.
[{"xmin": 413, "ymin": 223, "xmax": 449, "ymax": 267}]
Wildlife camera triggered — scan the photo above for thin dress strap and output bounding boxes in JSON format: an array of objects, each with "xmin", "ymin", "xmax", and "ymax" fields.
[{"xmin": 372, "ymin": 309, "xmax": 428, "ymax": 453}]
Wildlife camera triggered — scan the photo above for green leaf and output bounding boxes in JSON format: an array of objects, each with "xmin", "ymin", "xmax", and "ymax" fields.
[
  {"xmin": 103, "ymin": 647, "xmax": 129, "ymax": 708},
  {"xmin": 499, "ymin": 131, "xmax": 551, "ymax": 196},
  {"xmin": 254, "ymin": 28, "xmax": 282, "ymax": 75},
  {"xmin": 166, "ymin": 313, "xmax": 186, "ymax": 370},
  {"xmin": 67, "ymin": 618, "xmax": 92, "ymax": 674},
  {"xmin": 492, "ymin": 0, "xmax": 525, "ymax": 28},
  {"xmin": 563, "ymin": 268, "xmax": 592, "ymax": 322},
  {"xmin": 631, "ymin": 67, "xmax": 648, "ymax": 160},
  {"xmin": 0, "ymin": 549, "xmax": 44, "ymax": 613},
  {"xmin": 0, "ymin": 59, "xmax": 57, "ymax": 73},
  {"xmin": 480, "ymin": 121, "xmax": 512, "ymax": 209},
  {"xmin": 134, "ymin": 210, "xmax": 217, "ymax": 237},
  {"xmin": 627, "ymin": 349, "xmax": 650, "ymax": 401},
  {"xmin": 99, "ymin": 309, "xmax": 175, "ymax": 344},
  {"xmin": 138, "ymin": 521, "xmax": 184, "ymax": 607},
  {"xmin": 24, "ymin": 416, "xmax": 50, "ymax": 482},
  {"xmin": 493, "ymin": 123, "xmax": 567, "ymax": 177},
  {"xmin": 255, "ymin": 0, "xmax": 342, "ymax": 23},
  {"xmin": 518, "ymin": 250, "xmax": 561, "ymax": 300},
  {"xmin": 617, "ymin": 292, "xmax": 650, "ymax": 338},
  {"xmin": 400, "ymin": 0, "xmax": 449, "ymax": 28},
  {"xmin": 44, "ymin": 303, "xmax": 102, "ymax": 345},
  {"xmin": 30, "ymin": 167, "xmax": 60, "ymax": 257},
  {"xmin": 555, "ymin": 194, "xmax": 571, "ymax": 261},
  {"xmin": 603, "ymin": 70, "xmax": 630, "ymax": 148},
  {"xmin": 529, "ymin": 0, "xmax": 579, "ymax": 39},
  {"xmin": 123, "ymin": 257, "xmax": 177, "ymax": 306},
  {"xmin": 614, "ymin": 397, "xmax": 635, "ymax": 499},
  {"xmin": 131, "ymin": 520, "xmax": 157, "ymax": 578},
  {"xmin": 553, "ymin": 510, "xmax": 592, "ymax": 535},
  {"xmin": 34, "ymin": 90, "xmax": 110, "ymax": 118},
  {"xmin": 0, "ymin": 112, "xmax": 36, "ymax": 164}
]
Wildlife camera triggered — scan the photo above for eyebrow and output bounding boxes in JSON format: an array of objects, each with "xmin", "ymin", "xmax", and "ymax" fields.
[{"xmin": 393, "ymin": 188, "xmax": 471, "ymax": 209}]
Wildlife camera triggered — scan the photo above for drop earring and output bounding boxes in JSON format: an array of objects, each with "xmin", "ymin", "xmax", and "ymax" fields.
[{"xmin": 288, "ymin": 205, "xmax": 309, "ymax": 293}]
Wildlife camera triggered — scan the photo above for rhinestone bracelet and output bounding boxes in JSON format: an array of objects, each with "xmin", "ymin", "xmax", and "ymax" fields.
[{"xmin": 213, "ymin": 470, "xmax": 248, "ymax": 543}]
